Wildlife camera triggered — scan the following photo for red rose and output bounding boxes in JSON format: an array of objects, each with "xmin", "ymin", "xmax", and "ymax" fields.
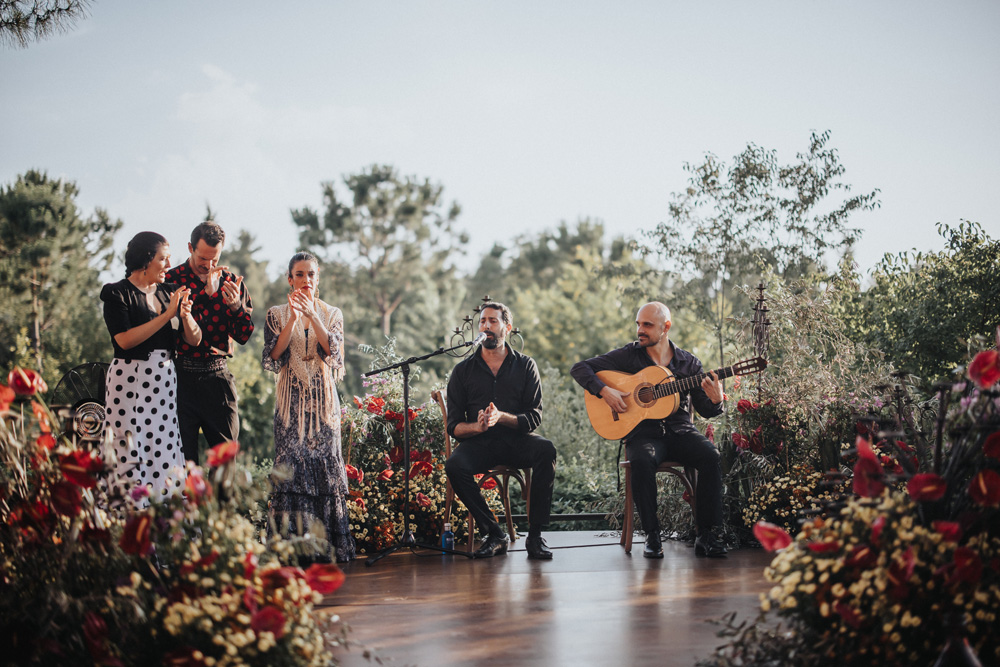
[
  {"xmin": 7, "ymin": 367, "xmax": 48, "ymax": 396},
  {"xmin": 207, "ymin": 439, "xmax": 239, "ymax": 467},
  {"xmin": 968, "ymin": 349, "xmax": 1000, "ymax": 389},
  {"xmin": 753, "ymin": 521, "xmax": 792, "ymax": 552},
  {"xmin": 304, "ymin": 562, "xmax": 346, "ymax": 595},
  {"xmin": 907, "ymin": 473, "xmax": 947, "ymax": 501},
  {"xmin": 969, "ymin": 469, "xmax": 1000, "ymax": 506}
]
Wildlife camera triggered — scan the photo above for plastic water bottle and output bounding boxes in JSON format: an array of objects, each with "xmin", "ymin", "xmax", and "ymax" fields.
[{"xmin": 441, "ymin": 522, "xmax": 455, "ymax": 554}]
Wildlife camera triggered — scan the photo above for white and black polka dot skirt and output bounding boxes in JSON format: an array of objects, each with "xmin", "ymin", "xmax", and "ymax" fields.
[{"xmin": 104, "ymin": 350, "xmax": 185, "ymax": 505}]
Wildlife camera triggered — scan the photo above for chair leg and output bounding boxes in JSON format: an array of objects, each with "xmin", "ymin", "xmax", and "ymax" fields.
[
  {"xmin": 467, "ymin": 509, "xmax": 475, "ymax": 554},
  {"xmin": 622, "ymin": 467, "xmax": 634, "ymax": 554},
  {"xmin": 501, "ymin": 475, "xmax": 516, "ymax": 542}
]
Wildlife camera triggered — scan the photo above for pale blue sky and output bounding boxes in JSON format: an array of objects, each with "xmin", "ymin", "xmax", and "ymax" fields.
[{"xmin": 2, "ymin": 1, "xmax": 998, "ymax": 280}]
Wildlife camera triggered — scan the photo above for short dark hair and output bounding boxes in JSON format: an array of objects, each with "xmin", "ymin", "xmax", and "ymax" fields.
[
  {"xmin": 124, "ymin": 231, "xmax": 168, "ymax": 277},
  {"xmin": 287, "ymin": 251, "xmax": 319, "ymax": 277},
  {"xmin": 190, "ymin": 221, "xmax": 225, "ymax": 248},
  {"xmin": 480, "ymin": 301, "xmax": 512, "ymax": 328}
]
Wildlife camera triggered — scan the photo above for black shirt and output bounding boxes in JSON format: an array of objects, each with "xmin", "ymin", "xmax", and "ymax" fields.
[
  {"xmin": 570, "ymin": 340, "xmax": 724, "ymax": 439},
  {"xmin": 446, "ymin": 344, "xmax": 543, "ymax": 440},
  {"xmin": 100, "ymin": 279, "xmax": 179, "ymax": 361}
]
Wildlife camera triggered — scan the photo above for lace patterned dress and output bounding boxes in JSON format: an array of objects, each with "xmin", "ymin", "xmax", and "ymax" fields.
[{"xmin": 262, "ymin": 300, "xmax": 356, "ymax": 562}]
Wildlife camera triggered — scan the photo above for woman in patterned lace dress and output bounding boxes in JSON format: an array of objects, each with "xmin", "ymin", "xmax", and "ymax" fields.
[{"xmin": 262, "ymin": 252, "xmax": 356, "ymax": 563}]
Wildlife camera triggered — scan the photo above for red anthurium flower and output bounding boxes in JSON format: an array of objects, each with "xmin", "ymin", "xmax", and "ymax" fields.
[
  {"xmin": 207, "ymin": 440, "xmax": 239, "ymax": 467},
  {"xmin": 969, "ymin": 469, "xmax": 1000, "ymax": 506},
  {"xmin": 0, "ymin": 383, "xmax": 15, "ymax": 411},
  {"xmin": 50, "ymin": 481, "xmax": 83, "ymax": 516},
  {"xmin": 887, "ymin": 546, "xmax": 915, "ymax": 587},
  {"xmin": 753, "ymin": 521, "xmax": 792, "ymax": 551},
  {"xmin": 415, "ymin": 492, "xmax": 432, "ymax": 508},
  {"xmin": 243, "ymin": 551, "xmax": 258, "ymax": 579},
  {"xmin": 250, "ymin": 606, "xmax": 287, "ymax": 639},
  {"xmin": 353, "ymin": 396, "xmax": 362, "ymax": 408},
  {"xmin": 59, "ymin": 450, "xmax": 104, "ymax": 488},
  {"xmin": 388, "ymin": 446, "xmax": 403, "ymax": 464},
  {"xmin": 845, "ymin": 544, "xmax": 877, "ymax": 568},
  {"xmin": 871, "ymin": 515, "xmax": 886, "ymax": 543},
  {"xmin": 243, "ymin": 584, "xmax": 258, "ymax": 614},
  {"xmin": 732, "ymin": 433, "xmax": 749, "ymax": 450},
  {"xmin": 983, "ymin": 432, "xmax": 1000, "ymax": 460},
  {"xmin": 409, "ymin": 461, "xmax": 433, "ymax": 479},
  {"xmin": 835, "ymin": 602, "xmax": 863, "ymax": 629},
  {"xmin": 750, "ymin": 427, "xmax": 764, "ymax": 454},
  {"xmin": 704, "ymin": 423, "xmax": 715, "ymax": 444},
  {"xmin": 31, "ymin": 401, "xmax": 51, "ymax": 433},
  {"xmin": 949, "ymin": 547, "xmax": 983, "ymax": 586},
  {"xmin": 855, "ymin": 435, "xmax": 877, "ymax": 461},
  {"xmin": 185, "ymin": 467, "xmax": 211, "ymax": 504},
  {"xmin": 933, "ymin": 521, "xmax": 963, "ymax": 542},
  {"xmin": 305, "ymin": 562, "xmax": 346, "ymax": 595},
  {"xmin": 8, "ymin": 367, "xmax": 48, "ymax": 396},
  {"xmin": 907, "ymin": 473, "xmax": 947, "ymax": 501},
  {"xmin": 36, "ymin": 433, "xmax": 56, "ymax": 450},
  {"xmin": 852, "ymin": 456, "xmax": 885, "ymax": 498},
  {"xmin": 855, "ymin": 420, "xmax": 870, "ymax": 436},
  {"xmin": 162, "ymin": 646, "xmax": 208, "ymax": 667},
  {"xmin": 354, "ymin": 496, "xmax": 366, "ymax": 510},
  {"xmin": 806, "ymin": 540, "xmax": 840, "ymax": 554},
  {"xmin": 473, "ymin": 473, "xmax": 498, "ymax": 490},
  {"xmin": 345, "ymin": 464, "xmax": 363, "ymax": 482},
  {"xmin": 377, "ymin": 469, "xmax": 394, "ymax": 481},
  {"xmin": 968, "ymin": 349, "xmax": 1000, "ymax": 389},
  {"xmin": 120, "ymin": 513, "xmax": 153, "ymax": 555},
  {"xmin": 413, "ymin": 450, "xmax": 432, "ymax": 463},
  {"xmin": 260, "ymin": 565, "xmax": 302, "ymax": 591},
  {"xmin": 736, "ymin": 399, "xmax": 753, "ymax": 414}
]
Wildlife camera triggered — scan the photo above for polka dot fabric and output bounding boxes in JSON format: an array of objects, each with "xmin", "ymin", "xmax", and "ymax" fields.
[{"xmin": 104, "ymin": 350, "xmax": 185, "ymax": 505}]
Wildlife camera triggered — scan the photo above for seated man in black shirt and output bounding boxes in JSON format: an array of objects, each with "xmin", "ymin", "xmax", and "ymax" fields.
[
  {"xmin": 445, "ymin": 302, "xmax": 557, "ymax": 560},
  {"xmin": 571, "ymin": 302, "xmax": 728, "ymax": 559}
]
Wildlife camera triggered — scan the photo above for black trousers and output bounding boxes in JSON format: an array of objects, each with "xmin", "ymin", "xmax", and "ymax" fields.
[
  {"xmin": 176, "ymin": 367, "xmax": 239, "ymax": 463},
  {"xmin": 625, "ymin": 430, "xmax": 723, "ymax": 535},
  {"xmin": 445, "ymin": 432, "xmax": 556, "ymax": 537}
]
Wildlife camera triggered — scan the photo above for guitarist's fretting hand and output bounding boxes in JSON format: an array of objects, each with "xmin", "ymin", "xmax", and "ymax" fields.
[
  {"xmin": 701, "ymin": 370, "xmax": 724, "ymax": 404},
  {"xmin": 599, "ymin": 386, "xmax": 631, "ymax": 414}
]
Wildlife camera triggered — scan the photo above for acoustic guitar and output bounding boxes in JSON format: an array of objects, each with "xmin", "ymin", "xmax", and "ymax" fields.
[{"xmin": 582, "ymin": 357, "xmax": 767, "ymax": 440}]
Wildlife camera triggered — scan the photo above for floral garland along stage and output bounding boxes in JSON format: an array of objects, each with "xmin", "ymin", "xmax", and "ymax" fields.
[{"xmin": 0, "ymin": 367, "xmax": 347, "ymax": 667}]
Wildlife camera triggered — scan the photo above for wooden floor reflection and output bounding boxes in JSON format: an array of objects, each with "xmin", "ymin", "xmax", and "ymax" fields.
[{"xmin": 323, "ymin": 531, "xmax": 773, "ymax": 667}]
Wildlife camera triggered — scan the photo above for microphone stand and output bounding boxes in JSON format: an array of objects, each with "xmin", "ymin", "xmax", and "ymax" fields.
[{"xmin": 364, "ymin": 339, "xmax": 480, "ymax": 566}]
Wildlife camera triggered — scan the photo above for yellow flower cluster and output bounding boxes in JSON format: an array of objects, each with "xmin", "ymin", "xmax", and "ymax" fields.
[
  {"xmin": 760, "ymin": 491, "xmax": 1000, "ymax": 664},
  {"xmin": 743, "ymin": 465, "xmax": 846, "ymax": 533}
]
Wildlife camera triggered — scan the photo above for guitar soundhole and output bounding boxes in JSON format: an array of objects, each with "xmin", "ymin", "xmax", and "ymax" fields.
[{"xmin": 635, "ymin": 383, "xmax": 655, "ymax": 408}]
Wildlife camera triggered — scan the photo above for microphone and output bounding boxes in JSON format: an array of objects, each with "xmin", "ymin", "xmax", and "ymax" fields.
[{"xmin": 470, "ymin": 331, "xmax": 488, "ymax": 347}]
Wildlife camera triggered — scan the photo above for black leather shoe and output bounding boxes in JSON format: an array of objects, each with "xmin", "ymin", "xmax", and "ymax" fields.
[
  {"xmin": 643, "ymin": 533, "xmax": 663, "ymax": 559},
  {"xmin": 526, "ymin": 536, "xmax": 553, "ymax": 560},
  {"xmin": 474, "ymin": 533, "xmax": 509, "ymax": 559},
  {"xmin": 695, "ymin": 527, "xmax": 728, "ymax": 558}
]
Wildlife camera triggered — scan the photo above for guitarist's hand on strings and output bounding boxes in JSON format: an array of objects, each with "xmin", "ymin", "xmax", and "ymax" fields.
[
  {"xmin": 599, "ymin": 386, "xmax": 631, "ymax": 414},
  {"xmin": 702, "ymin": 371, "xmax": 725, "ymax": 405}
]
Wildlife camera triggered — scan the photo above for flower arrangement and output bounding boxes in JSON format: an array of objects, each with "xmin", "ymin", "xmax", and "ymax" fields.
[
  {"xmin": 0, "ymin": 367, "xmax": 347, "ymax": 666},
  {"xmin": 741, "ymin": 464, "xmax": 848, "ymax": 535},
  {"xmin": 703, "ymin": 335, "xmax": 1000, "ymax": 666},
  {"xmin": 343, "ymin": 344, "xmax": 503, "ymax": 553}
]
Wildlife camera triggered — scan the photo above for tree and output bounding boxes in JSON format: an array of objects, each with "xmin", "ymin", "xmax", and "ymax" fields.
[
  {"xmin": 645, "ymin": 131, "xmax": 880, "ymax": 367},
  {"xmin": 0, "ymin": 170, "xmax": 121, "ymax": 382},
  {"xmin": 291, "ymin": 165, "xmax": 468, "ymax": 398},
  {"xmin": 1, "ymin": 0, "xmax": 91, "ymax": 48},
  {"xmin": 847, "ymin": 221, "xmax": 1000, "ymax": 384}
]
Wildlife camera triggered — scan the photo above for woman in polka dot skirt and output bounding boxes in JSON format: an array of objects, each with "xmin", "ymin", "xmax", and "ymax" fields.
[{"xmin": 100, "ymin": 232, "xmax": 202, "ymax": 506}]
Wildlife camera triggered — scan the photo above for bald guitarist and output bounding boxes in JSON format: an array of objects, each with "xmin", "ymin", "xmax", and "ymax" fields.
[{"xmin": 570, "ymin": 302, "xmax": 728, "ymax": 559}]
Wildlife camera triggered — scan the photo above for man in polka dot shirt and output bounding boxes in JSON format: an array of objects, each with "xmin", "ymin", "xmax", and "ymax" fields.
[{"xmin": 166, "ymin": 221, "xmax": 254, "ymax": 463}]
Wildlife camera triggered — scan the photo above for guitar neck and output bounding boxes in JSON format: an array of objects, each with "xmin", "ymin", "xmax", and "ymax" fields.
[{"xmin": 653, "ymin": 365, "xmax": 740, "ymax": 399}]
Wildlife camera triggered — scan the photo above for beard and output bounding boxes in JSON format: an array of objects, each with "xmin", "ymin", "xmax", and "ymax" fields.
[
  {"xmin": 482, "ymin": 332, "xmax": 501, "ymax": 349},
  {"xmin": 637, "ymin": 334, "xmax": 657, "ymax": 348}
]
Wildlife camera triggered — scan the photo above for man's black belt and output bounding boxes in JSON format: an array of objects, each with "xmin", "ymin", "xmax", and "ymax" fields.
[{"xmin": 176, "ymin": 356, "xmax": 228, "ymax": 373}]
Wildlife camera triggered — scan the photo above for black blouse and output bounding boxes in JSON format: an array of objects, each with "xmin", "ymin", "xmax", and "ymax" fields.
[{"xmin": 100, "ymin": 279, "xmax": 180, "ymax": 361}]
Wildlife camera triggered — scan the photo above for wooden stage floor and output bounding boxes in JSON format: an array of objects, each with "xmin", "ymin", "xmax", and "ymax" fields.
[{"xmin": 323, "ymin": 531, "xmax": 774, "ymax": 667}]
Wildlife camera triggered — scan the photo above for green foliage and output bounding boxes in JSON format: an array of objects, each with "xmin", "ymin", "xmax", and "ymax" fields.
[
  {"xmin": 847, "ymin": 221, "xmax": 1000, "ymax": 385},
  {"xmin": 228, "ymin": 343, "xmax": 277, "ymax": 462},
  {"xmin": 643, "ymin": 131, "xmax": 880, "ymax": 367},
  {"xmin": 0, "ymin": 170, "xmax": 120, "ymax": 383}
]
